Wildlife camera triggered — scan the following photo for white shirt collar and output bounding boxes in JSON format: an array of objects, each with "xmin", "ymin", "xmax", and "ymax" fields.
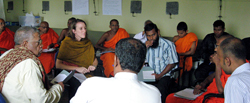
[
  {"xmin": 231, "ymin": 63, "xmax": 250, "ymax": 76},
  {"xmin": 114, "ymin": 72, "xmax": 138, "ymax": 80}
]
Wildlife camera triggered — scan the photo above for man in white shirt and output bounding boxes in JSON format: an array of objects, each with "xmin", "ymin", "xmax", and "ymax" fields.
[
  {"xmin": 134, "ymin": 20, "xmax": 152, "ymax": 43},
  {"xmin": 0, "ymin": 26, "xmax": 64, "ymax": 103},
  {"xmin": 216, "ymin": 37, "xmax": 250, "ymax": 103},
  {"xmin": 70, "ymin": 38, "xmax": 161, "ymax": 103}
]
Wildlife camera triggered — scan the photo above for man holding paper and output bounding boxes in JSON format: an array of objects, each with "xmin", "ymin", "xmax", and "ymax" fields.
[
  {"xmin": 0, "ymin": 26, "xmax": 64, "ymax": 103},
  {"xmin": 144, "ymin": 23, "xmax": 178, "ymax": 103},
  {"xmin": 70, "ymin": 38, "xmax": 161, "ymax": 103}
]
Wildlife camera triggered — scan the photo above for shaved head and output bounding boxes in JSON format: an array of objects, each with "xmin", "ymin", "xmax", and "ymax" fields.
[{"xmin": 39, "ymin": 21, "xmax": 49, "ymax": 34}]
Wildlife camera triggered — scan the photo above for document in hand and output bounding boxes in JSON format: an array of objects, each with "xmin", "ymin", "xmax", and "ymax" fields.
[
  {"xmin": 99, "ymin": 51, "xmax": 114, "ymax": 55},
  {"xmin": 51, "ymin": 70, "xmax": 75, "ymax": 84},
  {"xmin": 174, "ymin": 88, "xmax": 204, "ymax": 100},
  {"xmin": 137, "ymin": 67, "xmax": 155, "ymax": 82}
]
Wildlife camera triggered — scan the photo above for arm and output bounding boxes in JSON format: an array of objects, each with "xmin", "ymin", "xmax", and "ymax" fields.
[
  {"xmin": 22, "ymin": 59, "xmax": 63, "ymax": 103},
  {"xmin": 0, "ymin": 48, "xmax": 8, "ymax": 52},
  {"xmin": 152, "ymin": 64, "xmax": 176, "ymax": 80},
  {"xmin": 193, "ymin": 72, "xmax": 215, "ymax": 94},
  {"xmin": 88, "ymin": 58, "xmax": 98, "ymax": 71},
  {"xmin": 95, "ymin": 32, "xmax": 113, "ymax": 51},
  {"xmin": 179, "ymin": 41, "xmax": 197, "ymax": 56},
  {"xmin": 56, "ymin": 59, "xmax": 90, "ymax": 74},
  {"xmin": 211, "ymin": 53, "xmax": 224, "ymax": 94},
  {"xmin": 172, "ymin": 35, "xmax": 180, "ymax": 43},
  {"xmin": 57, "ymin": 29, "xmax": 67, "ymax": 45}
]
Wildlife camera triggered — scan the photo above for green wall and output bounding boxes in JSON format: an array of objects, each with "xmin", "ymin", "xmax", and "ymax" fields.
[{"xmin": 3, "ymin": 0, "xmax": 250, "ymax": 39}]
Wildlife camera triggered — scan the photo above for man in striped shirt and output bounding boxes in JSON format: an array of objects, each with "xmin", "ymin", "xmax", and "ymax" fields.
[{"xmin": 144, "ymin": 23, "xmax": 178, "ymax": 103}]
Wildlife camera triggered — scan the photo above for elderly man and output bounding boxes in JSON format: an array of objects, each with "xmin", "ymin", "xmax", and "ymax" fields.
[
  {"xmin": 218, "ymin": 37, "xmax": 250, "ymax": 103},
  {"xmin": 0, "ymin": 18, "xmax": 15, "ymax": 54},
  {"xmin": 95, "ymin": 19, "xmax": 130, "ymax": 77},
  {"xmin": 0, "ymin": 26, "xmax": 64, "ymax": 103},
  {"xmin": 38, "ymin": 21, "xmax": 59, "ymax": 74},
  {"xmin": 71, "ymin": 38, "xmax": 161, "ymax": 103}
]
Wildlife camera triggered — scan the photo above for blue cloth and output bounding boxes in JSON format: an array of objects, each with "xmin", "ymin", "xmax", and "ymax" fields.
[{"xmin": 0, "ymin": 93, "xmax": 6, "ymax": 103}]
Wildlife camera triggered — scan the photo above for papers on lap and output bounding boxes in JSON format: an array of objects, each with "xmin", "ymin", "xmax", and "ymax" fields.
[
  {"xmin": 137, "ymin": 67, "xmax": 155, "ymax": 82},
  {"xmin": 51, "ymin": 70, "xmax": 87, "ymax": 84},
  {"xmin": 174, "ymin": 88, "xmax": 203, "ymax": 100}
]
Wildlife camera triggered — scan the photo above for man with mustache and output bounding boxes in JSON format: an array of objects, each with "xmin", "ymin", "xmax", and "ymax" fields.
[{"xmin": 145, "ymin": 23, "xmax": 178, "ymax": 103}]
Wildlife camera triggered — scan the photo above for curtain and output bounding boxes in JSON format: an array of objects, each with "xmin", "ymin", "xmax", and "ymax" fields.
[{"xmin": 0, "ymin": 0, "xmax": 5, "ymax": 20}]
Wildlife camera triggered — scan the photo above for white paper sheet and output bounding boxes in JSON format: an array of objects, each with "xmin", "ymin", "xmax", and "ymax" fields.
[
  {"xmin": 72, "ymin": 0, "xmax": 89, "ymax": 15},
  {"xmin": 0, "ymin": 0, "xmax": 5, "ymax": 20},
  {"xmin": 103, "ymin": 0, "xmax": 122, "ymax": 15},
  {"xmin": 142, "ymin": 70, "xmax": 155, "ymax": 79},
  {"xmin": 174, "ymin": 88, "xmax": 203, "ymax": 100},
  {"xmin": 74, "ymin": 73, "xmax": 87, "ymax": 83},
  {"xmin": 51, "ymin": 74, "xmax": 67, "ymax": 84}
]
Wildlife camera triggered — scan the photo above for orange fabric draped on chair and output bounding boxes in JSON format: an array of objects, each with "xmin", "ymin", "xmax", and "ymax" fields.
[{"xmin": 0, "ymin": 28, "xmax": 15, "ymax": 54}]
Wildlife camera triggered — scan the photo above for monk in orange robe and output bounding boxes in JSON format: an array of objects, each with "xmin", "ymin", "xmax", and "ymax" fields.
[
  {"xmin": 95, "ymin": 19, "xmax": 130, "ymax": 77},
  {"xmin": 38, "ymin": 21, "xmax": 59, "ymax": 74},
  {"xmin": 0, "ymin": 18, "xmax": 15, "ymax": 54},
  {"xmin": 166, "ymin": 35, "xmax": 234, "ymax": 103},
  {"xmin": 173, "ymin": 22, "xmax": 198, "ymax": 72}
]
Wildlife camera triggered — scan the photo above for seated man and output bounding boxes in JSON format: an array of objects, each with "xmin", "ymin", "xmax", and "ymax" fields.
[
  {"xmin": 134, "ymin": 20, "xmax": 161, "ymax": 44},
  {"xmin": 57, "ymin": 17, "xmax": 76, "ymax": 45},
  {"xmin": 0, "ymin": 18, "xmax": 15, "ymax": 54},
  {"xmin": 134, "ymin": 20, "xmax": 153, "ymax": 43},
  {"xmin": 219, "ymin": 37, "xmax": 250, "ymax": 103},
  {"xmin": 195, "ymin": 20, "xmax": 230, "ymax": 81},
  {"xmin": 172, "ymin": 22, "xmax": 198, "ymax": 73},
  {"xmin": 70, "ymin": 38, "xmax": 161, "ymax": 103},
  {"xmin": 0, "ymin": 26, "xmax": 64, "ymax": 103},
  {"xmin": 166, "ymin": 35, "xmax": 232, "ymax": 103},
  {"xmin": 145, "ymin": 23, "xmax": 179, "ymax": 103},
  {"xmin": 38, "ymin": 21, "xmax": 59, "ymax": 74},
  {"xmin": 95, "ymin": 19, "xmax": 130, "ymax": 77}
]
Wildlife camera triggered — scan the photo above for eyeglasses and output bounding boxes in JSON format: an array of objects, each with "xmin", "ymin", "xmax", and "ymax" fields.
[
  {"xmin": 40, "ymin": 26, "xmax": 49, "ymax": 29},
  {"xmin": 29, "ymin": 39, "xmax": 42, "ymax": 45},
  {"xmin": 215, "ymin": 44, "xmax": 219, "ymax": 48}
]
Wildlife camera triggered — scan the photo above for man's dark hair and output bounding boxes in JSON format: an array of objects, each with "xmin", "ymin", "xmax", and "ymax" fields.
[
  {"xmin": 213, "ymin": 20, "xmax": 225, "ymax": 29},
  {"xmin": 177, "ymin": 22, "xmax": 188, "ymax": 31},
  {"xmin": 115, "ymin": 38, "xmax": 147, "ymax": 73},
  {"xmin": 110, "ymin": 19, "xmax": 119, "ymax": 25},
  {"xmin": 68, "ymin": 17, "xmax": 76, "ymax": 21},
  {"xmin": 220, "ymin": 37, "xmax": 246, "ymax": 60},
  {"xmin": 144, "ymin": 23, "xmax": 158, "ymax": 33}
]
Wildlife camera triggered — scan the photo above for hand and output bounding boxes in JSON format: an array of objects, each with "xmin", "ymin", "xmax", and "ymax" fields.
[
  {"xmin": 152, "ymin": 73, "xmax": 162, "ymax": 80},
  {"xmin": 47, "ymin": 43, "xmax": 55, "ymax": 49},
  {"xmin": 76, "ymin": 67, "xmax": 90, "ymax": 74},
  {"xmin": 58, "ymin": 82, "xmax": 65, "ymax": 91},
  {"xmin": 145, "ymin": 40, "xmax": 153, "ymax": 48},
  {"xmin": 193, "ymin": 84, "xmax": 204, "ymax": 95},
  {"xmin": 211, "ymin": 53, "xmax": 220, "ymax": 67},
  {"xmin": 88, "ymin": 65, "xmax": 96, "ymax": 71}
]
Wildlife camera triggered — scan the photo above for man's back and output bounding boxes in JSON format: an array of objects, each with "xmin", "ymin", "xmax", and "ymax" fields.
[
  {"xmin": 224, "ymin": 63, "xmax": 250, "ymax": 103},
  {"xmin": 70, "ymin": 72, "xmax": 161, "ymax": 103}
]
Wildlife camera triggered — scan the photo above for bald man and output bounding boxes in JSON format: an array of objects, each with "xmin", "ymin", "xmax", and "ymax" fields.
[
  {"xmin": 166, "ymin": 35, "xmax": 233, "ymax": 103},
  {"xmin": 38, "ymin": 21, "xmax": 59, "ymax": 74},
  {"xmin": 217, "ymin": 37, "xmax": 250, "ymax": 103},
  {"xmin": 0, "ymin": 18, "xmax": 15, "ymax": 54}
]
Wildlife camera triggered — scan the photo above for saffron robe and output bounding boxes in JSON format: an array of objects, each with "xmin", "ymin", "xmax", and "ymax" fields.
[
  {"xmin": 100, "ymin": 28, "xmax": 130, "ymax": 77},
  {"xmin": 166, "ymin": 69, "xmax": 230, "ymax": 103},
  {"xmin": 0, "ymin": 28, "xmax": 15, "ymax": 54},
  {"xmin": 38, "ymin": 28, "xmax": 59, "ymax": 74},
  {"xmin": 175, "ymin": 32, "xmax": 198, "ymax": 71}
]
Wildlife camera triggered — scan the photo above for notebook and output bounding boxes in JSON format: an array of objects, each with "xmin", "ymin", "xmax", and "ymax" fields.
[
  {"xmin": 174, "ymin": 88, "xmax": 204, "ymax": 100},
  {"xmin": 137, "ymin": 67, "xmax": 155, "ymax": 82}
]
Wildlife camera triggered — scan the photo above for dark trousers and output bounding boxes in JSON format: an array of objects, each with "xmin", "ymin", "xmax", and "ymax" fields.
[
  {"xmin": 147, "ymin": 76, "xmax": 177, "ymax": 103},
  {"xmin": 68, "ymin": 77, "xmax": 81, "ymax": 100}
]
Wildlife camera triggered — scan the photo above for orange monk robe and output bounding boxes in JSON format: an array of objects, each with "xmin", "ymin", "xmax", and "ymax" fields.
[
  {"xmin": 166, "ymin": 69, "xmax": 230, "ymax": 103},
  {"xmin": 175, "ymin": 32, "xmax": 198, "ymax": 71},
  {"xmin": 38, "ymin": 28, "xmax": 59, "ymax": 74},
  {"xmin": 100, "ymin": 28, "xmax": 130, "ymax": 77},
  {"xmin": 0, "ymin": 28, "xmax": 15, "ymax": 54}
]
